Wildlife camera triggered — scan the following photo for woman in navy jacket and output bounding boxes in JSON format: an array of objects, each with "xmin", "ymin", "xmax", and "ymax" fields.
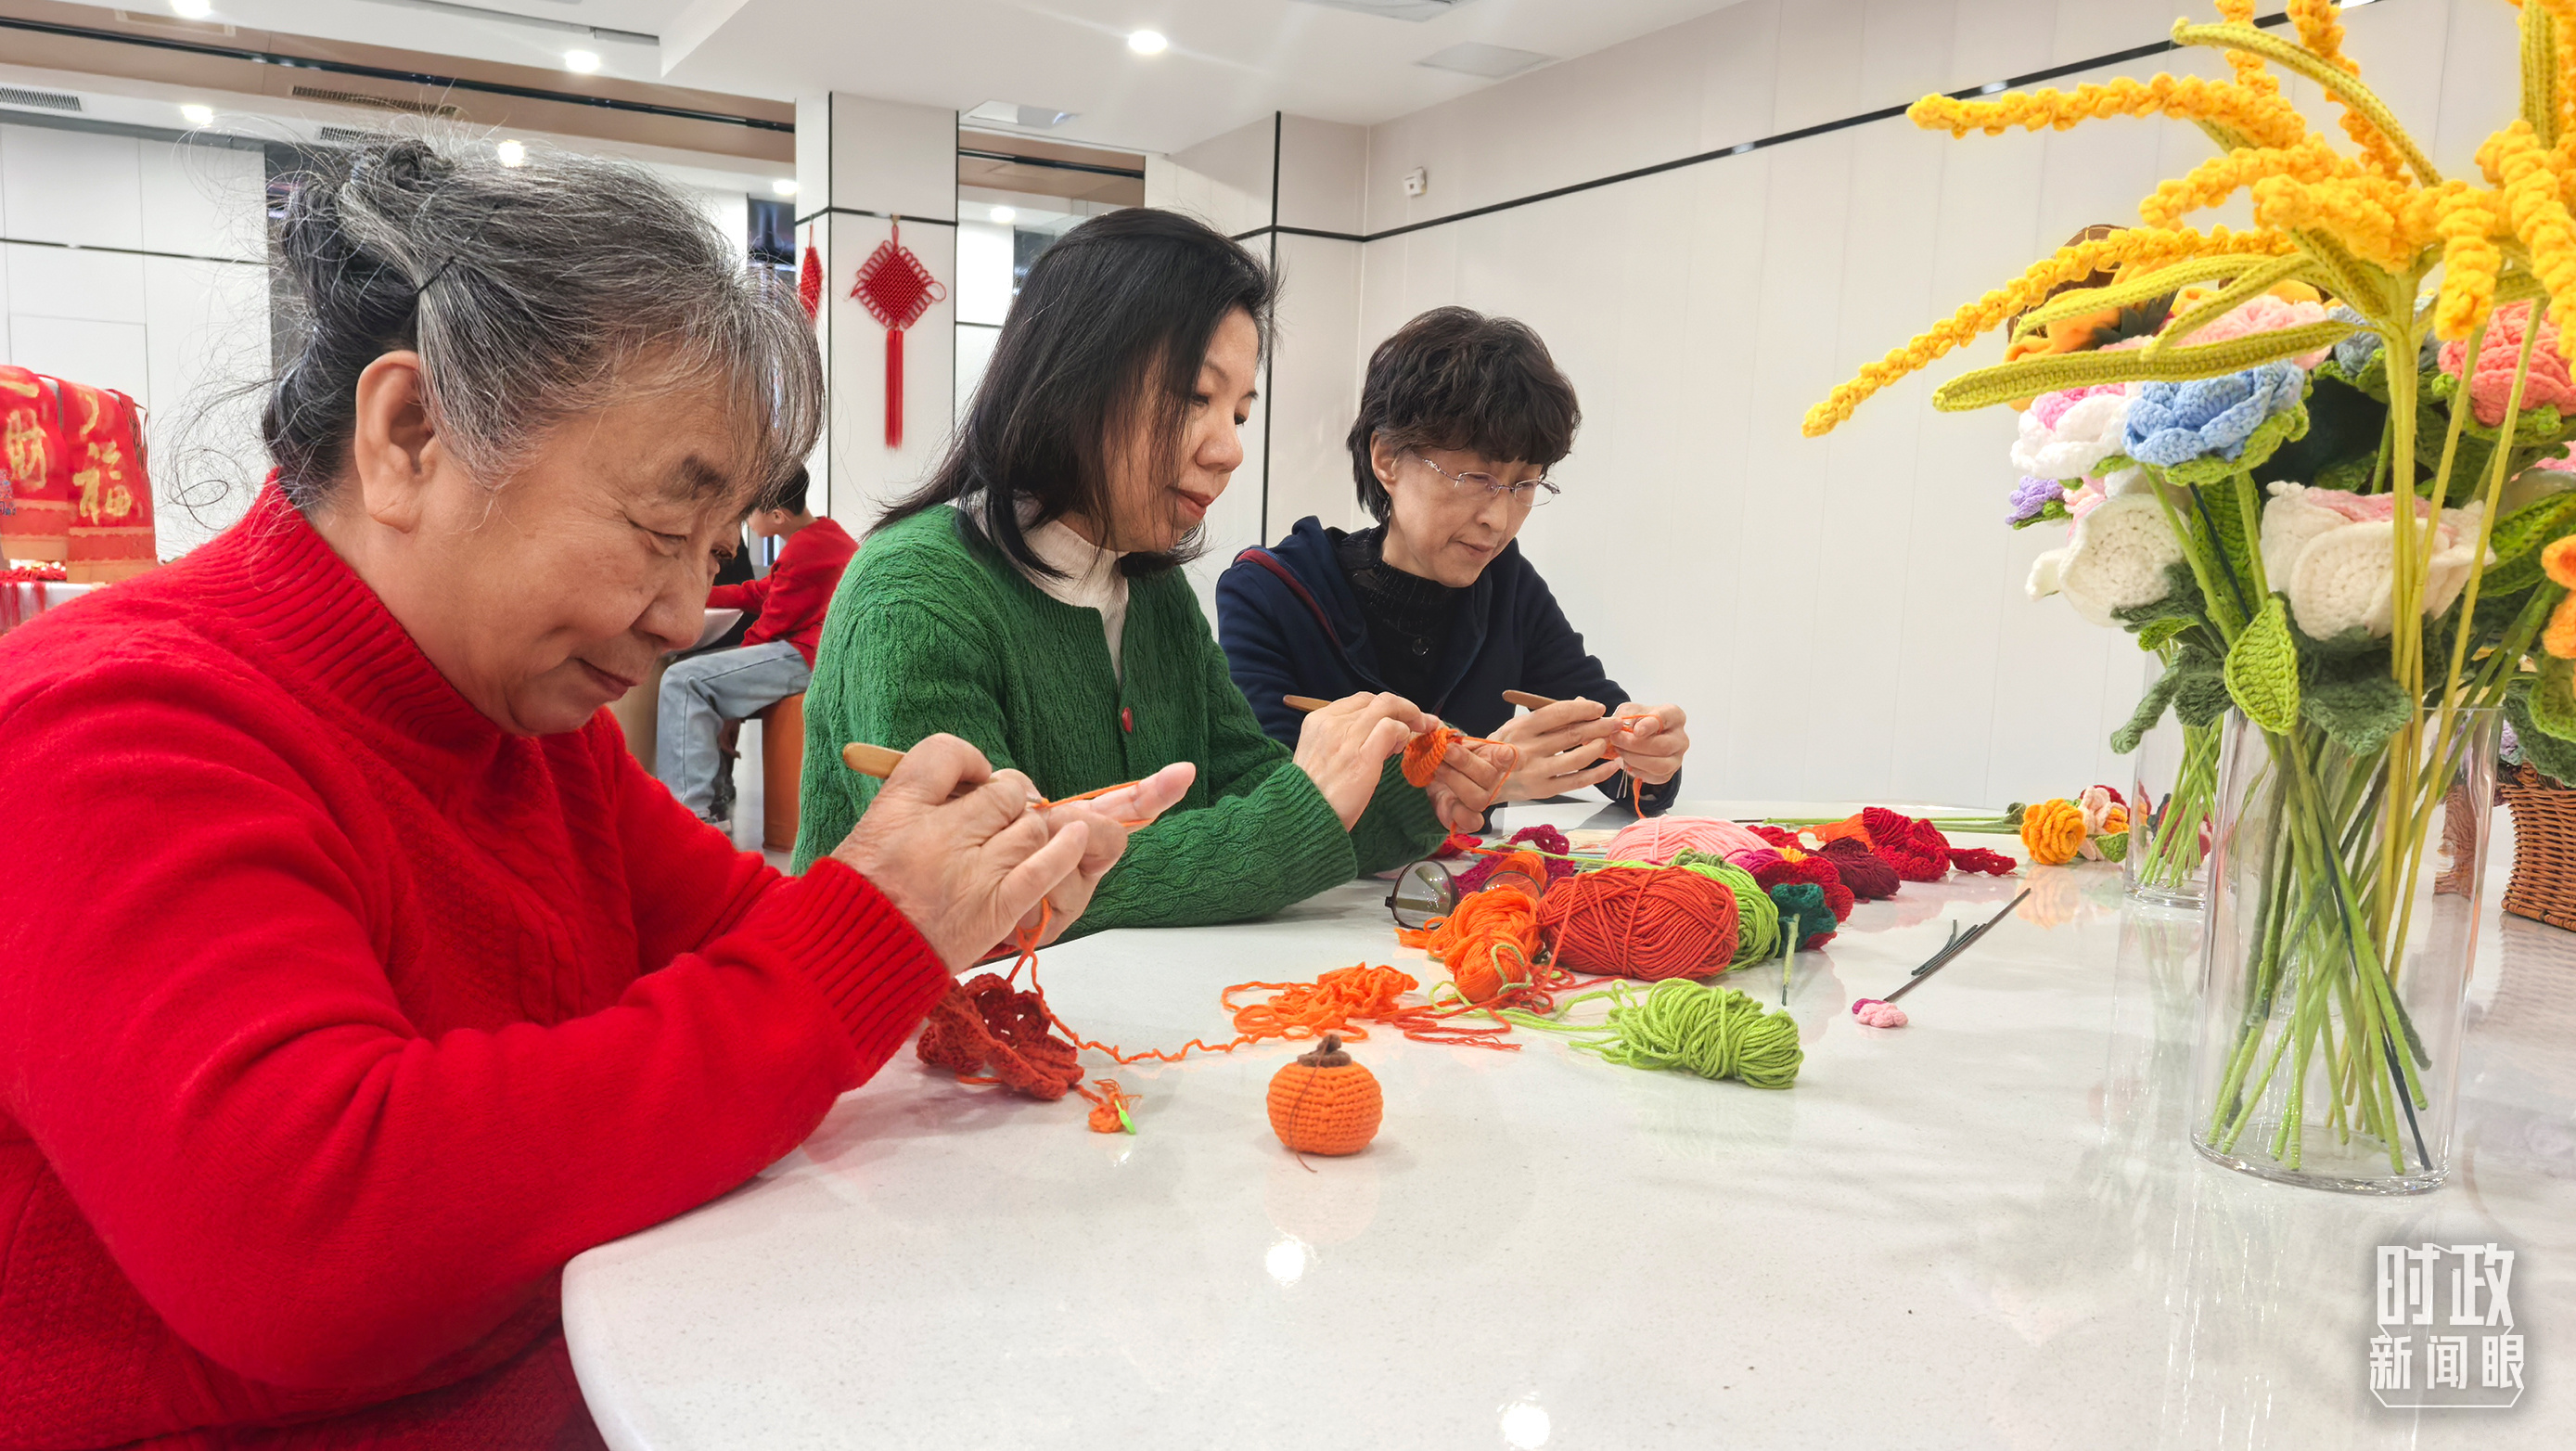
[{"xmin": 1216, "ymin": 307, "xmax": 1687, "ymax": 816}]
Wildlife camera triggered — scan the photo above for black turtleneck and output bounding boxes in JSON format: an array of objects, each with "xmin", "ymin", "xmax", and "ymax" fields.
[{"xmin": 1334, "ymin": 525, "xmax": 1464, "ymax": 710}]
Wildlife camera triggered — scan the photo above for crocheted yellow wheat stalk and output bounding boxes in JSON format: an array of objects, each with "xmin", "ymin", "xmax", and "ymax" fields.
[{"xmin": 1804, "ymin": 0, "xmax": 2576, "ymax": 435}]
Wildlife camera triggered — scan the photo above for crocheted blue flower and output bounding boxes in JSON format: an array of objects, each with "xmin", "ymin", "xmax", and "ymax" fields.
[
  {"xmin": 2327, "ymin": 305, "xmax": 2379, "ymax": 375},
  {"xmin": 2122, "ymin": 363, "xmax": 2308, "ymax": 469},
  {"xmin": 2006, "ymin": 475, "xmax": 2065, "ymax": 526}
]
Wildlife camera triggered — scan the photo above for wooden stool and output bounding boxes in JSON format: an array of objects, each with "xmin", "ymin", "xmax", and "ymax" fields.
[{"xmin": 759, "ymin": 692, "xmax": 805, "ymax": 853}]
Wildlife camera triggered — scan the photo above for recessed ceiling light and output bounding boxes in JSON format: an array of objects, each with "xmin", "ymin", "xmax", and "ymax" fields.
[
  {"xmin": 496, "ymin": 139, "xmax": 526, "ymax": 166},
  {"xmin": 772, "ymin": 178, "xmax": 799, "ymax": 197},
  {"xmin": 1127, "ymin": 30, "xmax": 1168, "ymax": 55},
  {"xmin": 169, "ymin": 0, "xmax": 213, "ymax": 18},
  {"xmin": 990, "ymin": 206, "xmax": 1017, "ymax": 225},
  {"xmin": 563, "ymin": 50, "xmax": 601, "ymax": 74},
  {"xmin": 179, "ymin": 103, "xmax": 213, "ymax": 125}
]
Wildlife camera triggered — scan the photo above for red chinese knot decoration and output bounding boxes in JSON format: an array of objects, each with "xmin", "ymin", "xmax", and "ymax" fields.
[{"xmin": 848, "ymin": 218, "xmax": 946, "ymax": 449}]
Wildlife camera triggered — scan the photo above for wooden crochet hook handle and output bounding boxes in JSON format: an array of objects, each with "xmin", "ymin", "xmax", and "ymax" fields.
[
  {"xmin": 1284, "ymin": 695, "xmax": 1333, "ymax": 713},
  {"xmin": 840, "ymin": 741, "xmax": 1040, "ymax": 806},
  {"xmin": 840, "ymin": 741, "xmax": 907, "ymax": 779},
  {"xmin": 1505, "ymin": 689, "xmax": 1639, "ymax": 732}
]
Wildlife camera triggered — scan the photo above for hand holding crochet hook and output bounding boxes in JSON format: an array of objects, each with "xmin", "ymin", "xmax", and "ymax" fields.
[
  {"xmin": 837, "ymin": 736, "xmax": 1195, "ymax": 961},
  {"xmin": 1497, "ymin": 691, "xmax": 1691, "ymax": 796}
]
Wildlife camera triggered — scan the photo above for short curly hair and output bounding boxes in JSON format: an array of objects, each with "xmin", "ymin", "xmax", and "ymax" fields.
[{"xmin": 1347, "ymin": 307, "xmax": 1580, "ymax": 522}]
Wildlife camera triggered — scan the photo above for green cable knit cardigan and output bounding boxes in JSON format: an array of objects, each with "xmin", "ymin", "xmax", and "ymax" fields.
[{"xmin": 790, "ymin": 507, "xmax": 1448, "ymax": 939}]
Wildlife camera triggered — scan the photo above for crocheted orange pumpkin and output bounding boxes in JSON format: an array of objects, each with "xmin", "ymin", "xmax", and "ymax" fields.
[{"xmin": 1266, "ymin": 1033, "xmax": 1382, "ymax": 1156}]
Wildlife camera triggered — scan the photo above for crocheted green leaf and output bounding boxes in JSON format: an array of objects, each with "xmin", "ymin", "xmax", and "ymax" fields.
[
  {"xmin": 2114, "ymin": 563, "xmax": 2210, "ymax": 630},
  {"xmin": 2291, "ymin": 621, "xmax": 2386, "ymax": 662},
  {"xmin": 2315, "ymin": 453, "xmax": 2378, "ymax": 492},
  {"xmin": 2170, "ymin": 643, "xmax": 2236, "ymax": 729},
  {"xmin": 2094, "ymin": 829, "xmax": 2130, "ymax": 863},
  {"xmin": 2300, "ymin": 666, "xmax": 2412, "ymax": 755},
  {"xmin": 2315, "ymin": 348, "xmax": 2390, "ymax": 404},
  {"xmin": 2135, "ymin": 616, "xmax": 2194, "ymax": 651},
  {"xmin": 2151, "ymin": 403, "xmax": 2310, "ymax": 486},
  {"xmin": 2111, "ymin": 665, "xmax": 2187, "ymax": 754},
  {"xmin": 2506, "ymin": 682, "xmax": 2576, "ymax": 782},
  {"xmin": 2010, "ymin": 497, "xmax": 2071, "ymax": 530},
  {"xmin": 2224, "ymin": 597, "xmax": 2301, "ymax": 734},
  {"xmin": 2532, "ymin": 655, "xmax": 2576, "ymax": 742},
  {"xmin": 2480, "ymin": 489, "xmax": 2576, "ymax": 597}
]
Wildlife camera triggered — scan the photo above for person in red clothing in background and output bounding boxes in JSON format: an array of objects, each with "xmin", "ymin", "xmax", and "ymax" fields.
[
  {"xmin": 658, "ymin": 465, "xmax": 852, "ymax": 824},
  {"xmin": 0, "ymin": 135, "xmax": 1188, "ymax": 1451}
]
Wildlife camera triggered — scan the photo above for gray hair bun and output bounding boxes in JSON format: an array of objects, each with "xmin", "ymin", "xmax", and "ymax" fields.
[{"xmin": 262, "ymin": 134, "xmax": 820, "ymax": 512}]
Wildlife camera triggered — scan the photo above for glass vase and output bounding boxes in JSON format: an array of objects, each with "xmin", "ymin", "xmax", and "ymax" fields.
[
  {"xmin": 2126, "ymin": 659, "xmax": 2220, "ymax": 907},
  {"xmin": 2189, "ymin": 707, "xmax": 2498, "ymax": 1193}
]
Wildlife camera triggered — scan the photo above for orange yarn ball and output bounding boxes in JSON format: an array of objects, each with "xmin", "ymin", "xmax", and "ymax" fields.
[
  {"xmin": 1482, "ymin": 850, "xmax": 1549, "ymax": 901},
  {"xmin": 2020, "ymin": 798, "xmax": 2087, "ymax": 866},
  {"xmin": 1266, "ymin": 1034, "xmax": 1382, "ymax": 1156},
  {"xmin": 1536, "ymin": 865, "xmax": 1740, "ymax": 981},
  {"xmin": 1426, "ymin": 888, "xmax": 1541, "ymax": 1004}
]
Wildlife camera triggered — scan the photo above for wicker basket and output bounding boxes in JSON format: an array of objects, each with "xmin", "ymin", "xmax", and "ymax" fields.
[{"xmin": 2499, "ymin": 763, "xmax": 2576, "ymax": 929}]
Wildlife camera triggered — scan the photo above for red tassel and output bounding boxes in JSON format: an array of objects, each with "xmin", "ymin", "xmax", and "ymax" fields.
[
  {"xmin": 797, "ymin": 225, "xmax": 820, "ymax": 321},
  {"xmin": 885, "ymin": 328, "xmax": 903, "ymax": 448}
]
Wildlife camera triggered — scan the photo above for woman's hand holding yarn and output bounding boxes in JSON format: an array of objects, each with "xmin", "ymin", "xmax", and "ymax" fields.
[
  {"xmin": 1611, "ymin": 702, "xmax": 1688, "ymax": 786},
  {"xmin": 1294, "ymin": 690, "xmax": 1432, "ymax": 828},
  {"xmin": 1488, "ymin": 697, "xmax": 1624, "ymax": 802},
  {"xmin": 1424, "ymin": 738, "xmax": 1512, "ymax": 832},
  {"xmin": 1020, "ymin": 762, "xmax": 1198, "ymax": 943},
  {"xmin": 830, "ymin": 734, "xmax": 1095, "ymax": 971}
]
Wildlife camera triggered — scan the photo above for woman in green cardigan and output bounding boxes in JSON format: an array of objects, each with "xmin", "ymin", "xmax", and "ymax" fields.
[{"xmin": 792, "ymin": 209, "xmax": 1503, "ymax": 935}]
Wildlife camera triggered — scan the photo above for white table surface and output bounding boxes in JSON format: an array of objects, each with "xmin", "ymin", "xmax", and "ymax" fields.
[{"xmin": 564, "ymin": 801, "xmax": 2572, "ymax": 1449}]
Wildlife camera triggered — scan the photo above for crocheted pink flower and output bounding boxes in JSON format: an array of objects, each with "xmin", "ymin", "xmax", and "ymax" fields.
[
  {"xmin": 2031, "ymin": 384, "xmax": 2126, "ymax": 430},
  {"xmin": 2176, "ymin": 294, "xmax": 2333, "ymax": 367},
  {"xmin": 2438, "ymin": 302, "xmax": 2576, "ymax": 426}
]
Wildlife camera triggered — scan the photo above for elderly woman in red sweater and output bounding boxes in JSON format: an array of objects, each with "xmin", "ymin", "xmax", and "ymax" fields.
[{"xmin": 0, "ymin": 138, "xmax": 1185, "ymax": 1449}]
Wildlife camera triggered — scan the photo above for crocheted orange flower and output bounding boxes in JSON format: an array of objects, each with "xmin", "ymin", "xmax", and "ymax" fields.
[
  {"xmin": 2020, "ymin": 798, "xmax": 2089, "ymax": 867},
  {"xmin": 2543, "ymin": 536, "xmax": 2576, "ymax": 660}
]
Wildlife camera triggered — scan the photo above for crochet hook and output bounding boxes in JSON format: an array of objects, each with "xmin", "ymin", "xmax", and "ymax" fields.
[
  {"xmin": 1284, "ymin": 694, "xmax": 1332, "ymax": 712},
  {"xmin": 1882, "ymin": 890, "xmax": 2028, "ymax": 1004},
  {"xmin": 840, "ymin": 741, "xmax": 1044, "ymax": 808}
]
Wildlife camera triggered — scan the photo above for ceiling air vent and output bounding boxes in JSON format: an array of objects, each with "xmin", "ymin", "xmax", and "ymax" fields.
[
  {"xmin": 289, "ymin": 85, "xmax": 460, "ymax": 119},
  {"xmin": 0, "ymin": 87, "xmax": 83, "ymax": 113},
  {"xmin": 1293, "ymin": 0, "xmax": 1477, "ymax": 19},
  {"xmin": 1416, "ymin": 42, "xmax": 1552, "ymax": 79},
  {"xmin": 965, "ymin": 100, "xmax": 1078, "ymax": 130},
  {"xmin": 317, "ymin": 126, "xmax": 393, "ymax": 145}
]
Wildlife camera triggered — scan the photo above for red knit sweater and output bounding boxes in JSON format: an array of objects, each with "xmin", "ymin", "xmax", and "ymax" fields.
[
  {"xmin": 706, "ymin": 515, "xmax": 855, "ymax": 669},
  {"xmin": 0, "ymin": 488, "xmax": 951, "ymax": 1449}
]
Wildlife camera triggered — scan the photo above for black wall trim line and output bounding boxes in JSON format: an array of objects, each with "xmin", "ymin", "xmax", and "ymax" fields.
[
  {"xmin": 1, "ymin": 234, "xmax": 261, "ymax": 266},
  {"xmin": 957, "ymin": 148, "xmax": 1146, "ymax": 179},
  {"xmin": 1229, "ymin": 10, "xmax": 2296, "ymax": 247},
  {"xmin": 794, "ymin": 206, "xmax": 957, "ymax": 227},
  {"xmin": 0, "ymin": 16, "xmax": 792, "ymax": 132}
]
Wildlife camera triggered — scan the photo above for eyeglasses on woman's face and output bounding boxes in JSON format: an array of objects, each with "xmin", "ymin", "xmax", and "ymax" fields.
[{"xmin": 1409, "ymin": 451, "xmax": 1560, "ymax": 508}]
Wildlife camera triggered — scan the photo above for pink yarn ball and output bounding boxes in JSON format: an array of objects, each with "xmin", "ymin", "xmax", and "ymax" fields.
[
  {"xmin": 1605, "ymin": 816, "xmax": 1769, "ymax": 866},
  {"xmin": 1852, "ymin": 997, "xmax": 1909, "ymax": 1029}
]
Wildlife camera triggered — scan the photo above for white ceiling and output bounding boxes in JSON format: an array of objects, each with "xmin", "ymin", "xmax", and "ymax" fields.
[
  {"xmin": 60, "ymin": 1, "xmax": 1748, "ymax": 156},
  {"xmin": 664, "ymin": 0, "xmax": 1745, "ymax": 152}
]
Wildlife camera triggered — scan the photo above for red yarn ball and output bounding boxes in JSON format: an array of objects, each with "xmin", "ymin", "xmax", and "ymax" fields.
[
  {"xmin": 1817, "ymin": 837, "xmax": 1902, "ymax": 900},
  {"xmin": 1537, "ymin": 865, "xmax": 1739, "ymax": 981}
]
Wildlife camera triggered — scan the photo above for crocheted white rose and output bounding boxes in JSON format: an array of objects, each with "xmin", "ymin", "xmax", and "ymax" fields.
[
  {"xmin": 2027, "ymin": 493, "xmax": 2185, "ymax": 626},
  {"xmin": 2261, "ymin": 482, "xmax": 2490, "ymax": 640},
  {"xmin": 2012, "ymin": 387, "xmax": 2133, "ymax": 482}
]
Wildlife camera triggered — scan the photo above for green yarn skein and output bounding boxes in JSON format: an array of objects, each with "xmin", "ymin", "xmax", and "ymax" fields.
[
  {"xmin": 1505, "ymin": 979, "xmax": 1803, "ymax": 1089},
  {"xmin": 1664, "ymin": 850, "xmax": 1779, "ymax": 967}
]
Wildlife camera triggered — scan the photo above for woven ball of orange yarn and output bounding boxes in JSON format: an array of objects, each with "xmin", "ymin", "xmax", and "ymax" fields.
[
  {"xmin": 1427, "ymin": 887, "xmax": 1541, "ymax": 1004},
  {"xmin": 1266, "ymin": 1033, "xmax": 1382, "ymax": 1156},
  {"xmin": 1537, "ymin": 865, "xmax": 1739, "ymax": 981},
  {"xmin": 2020, "ymin": 798, "xmax": 2087, "ymax": 866}
]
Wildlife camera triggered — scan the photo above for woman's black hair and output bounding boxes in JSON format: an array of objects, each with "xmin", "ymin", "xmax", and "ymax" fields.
[
  {"xmin": 1347, "ymin": 306, "xmax": 1581, "ymax": 523},
  {"xmin": 881, "ymin": 207, "xmax": 1275, "ymax": 577}
]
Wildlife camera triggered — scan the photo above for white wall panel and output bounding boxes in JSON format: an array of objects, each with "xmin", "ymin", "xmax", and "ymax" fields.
[
  {"xmin": 137, "ymin": 141, "xmax": 263, "ymax": 263},
  {"xmin": 1266, "ymin": 231, "xmax": 1365, "ymax": 537},
  {"xmin": 5, "ymin": 243, "xmax": 147, "ymax": 327},
  {"xmin": 0, "ymin": 125, "xmax": 142, "ymax": 250},
  {"xmin": 142, "ymin": 255, "xmax": 268, "ymax": 557},
  {"xmin": 1245, "ymin": 0, "xmax": 2503, "ymax": 807},
  {"xmin": 7, "ymin": 315, "xmax": 148, "ymax": 405}
]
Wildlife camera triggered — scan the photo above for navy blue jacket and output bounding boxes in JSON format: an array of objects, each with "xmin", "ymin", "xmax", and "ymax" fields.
[{"xmin": 1215, "ymin": 516, "xmax": 1676, "ymax": 814}]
